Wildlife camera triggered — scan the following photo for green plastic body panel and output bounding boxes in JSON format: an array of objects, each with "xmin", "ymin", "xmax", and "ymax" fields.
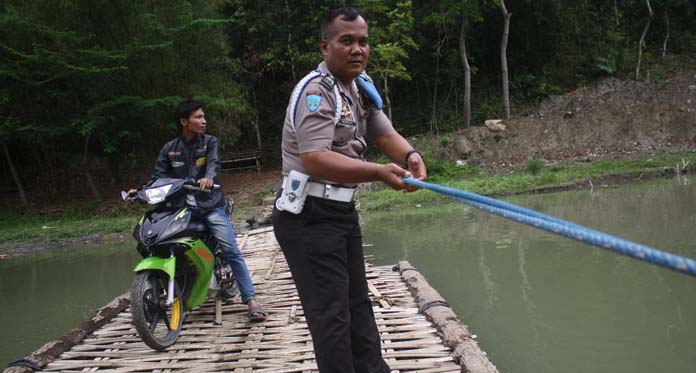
[
  {"xmin": 133, "ymin": 256, "xmax": 176, "ymax": 279},
  {"xmin": 132, "ymin": 238, "xmax": 214, "ymax": 310},
  {"xmin": 182, "ymin": 239, "xmax": 215, "ymax": 309}
]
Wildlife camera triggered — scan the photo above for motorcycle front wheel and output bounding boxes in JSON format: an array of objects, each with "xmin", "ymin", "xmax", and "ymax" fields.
[{"xmin": 131, "ymin": 270, "xmax": 184, "ymax": 351}]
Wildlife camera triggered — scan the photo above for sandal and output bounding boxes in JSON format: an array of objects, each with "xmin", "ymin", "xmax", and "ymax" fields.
[{"xmin": 248, "ymin": 305, "xmax": 267, "ymax": 322}]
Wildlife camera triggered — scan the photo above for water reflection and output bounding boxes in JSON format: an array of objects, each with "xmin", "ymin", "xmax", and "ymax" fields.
[{"xmin": 363, "ymin": 178, "xmax": 696, "ymax": 373}]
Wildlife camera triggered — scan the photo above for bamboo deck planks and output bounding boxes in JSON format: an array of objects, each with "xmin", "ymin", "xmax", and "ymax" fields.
[{"xmin": 9, "ymin": 227, "xmax": 496, "ymax": 373}]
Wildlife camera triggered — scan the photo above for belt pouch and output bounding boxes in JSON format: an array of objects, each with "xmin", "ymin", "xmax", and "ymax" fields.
[{"xmin": 276, "ymin": 170, "xmax": 310, "ymax": 214}]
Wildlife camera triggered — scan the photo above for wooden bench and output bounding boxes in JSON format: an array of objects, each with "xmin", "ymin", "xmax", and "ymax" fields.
[{"xmin": 219, "ymin": 149, "xmax": 262, "ymax": 172}]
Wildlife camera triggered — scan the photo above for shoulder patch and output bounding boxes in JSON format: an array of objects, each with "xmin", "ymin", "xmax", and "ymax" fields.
[
  {"xmin": 306, "ymin": 91, "xmax": 322, "ymax": 112},
  {"xmin": 288, "ymin": 70, "xmax": 323, "ymax": 130}
]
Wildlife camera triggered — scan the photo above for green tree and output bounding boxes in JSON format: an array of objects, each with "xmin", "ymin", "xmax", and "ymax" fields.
[
  {"xmin": 0, "ymin": 0, "xmax": 250, "ymax": 201},
  {"xmin": 225, "ymin": 0, "xmax": 325, "ymax": 153},
  {"xmin": 457, "ymin": 0, "xmax": 486, "ymax": 129},
  {"xmin": 359, "ymin": 0, "xmax": 418, "ymax": 121}
]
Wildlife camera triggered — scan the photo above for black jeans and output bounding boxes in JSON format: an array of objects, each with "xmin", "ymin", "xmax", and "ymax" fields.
[{"xmin": 272, "ymin": 195, "xmax": 390, "ymax": 373}]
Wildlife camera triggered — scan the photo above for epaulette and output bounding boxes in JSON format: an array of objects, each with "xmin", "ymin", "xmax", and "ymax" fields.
[{"xmin": 319, "ymin": 74, "xmax": 336, "ymax": 91}]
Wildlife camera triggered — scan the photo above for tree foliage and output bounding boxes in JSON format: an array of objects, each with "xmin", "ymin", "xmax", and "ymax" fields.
[
  {"xmin": 1, "ymin": 0, "xmax": 695, "ymax": 204},
  {"xmin": 1, "ymin": 0, "xmax": 249, "ymax": 193}
]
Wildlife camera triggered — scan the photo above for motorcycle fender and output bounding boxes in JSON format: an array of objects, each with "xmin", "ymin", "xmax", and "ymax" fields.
[{"xmin": 133, "ymin": 256, "xmax": 176, "ymax": 279}]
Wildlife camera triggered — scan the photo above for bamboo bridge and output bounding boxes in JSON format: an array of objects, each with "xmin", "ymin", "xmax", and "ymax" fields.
[{"xmin": 5, "ymin": 227, "xmax": 497, "ymax": 372}]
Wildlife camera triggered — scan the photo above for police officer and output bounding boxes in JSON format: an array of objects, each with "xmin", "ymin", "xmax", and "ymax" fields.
[{"xmin": 272, "ymin": 6, "xmax": 426, "ymax": 372}]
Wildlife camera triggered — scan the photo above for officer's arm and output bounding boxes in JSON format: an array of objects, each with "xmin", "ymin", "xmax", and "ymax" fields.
[
  {"xmin": 301, "ymin": 150, "xmax": 411, "ymax": 191},
  {"xmin": 373, "ymin": 131, "xmax": 427, "ymax": 183}
]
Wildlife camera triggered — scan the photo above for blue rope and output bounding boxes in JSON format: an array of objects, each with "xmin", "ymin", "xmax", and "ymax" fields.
[{"xmin": 402, "ymin": 177, "xmax": 696, "ymax": 278}]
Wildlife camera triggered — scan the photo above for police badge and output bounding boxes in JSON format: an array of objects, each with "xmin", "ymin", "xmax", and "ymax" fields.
[{"xmin": 306, "ymin": 91, "xmax": 322, "ymax": 112}]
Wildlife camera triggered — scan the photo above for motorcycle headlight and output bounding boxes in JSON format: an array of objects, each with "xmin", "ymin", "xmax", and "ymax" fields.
[{"xmin": 145, "ymin": 184, "xmax": 173, "ymax": 204}]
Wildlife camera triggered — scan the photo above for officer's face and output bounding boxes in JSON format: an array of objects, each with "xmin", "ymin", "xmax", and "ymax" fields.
[
  {"xmin": 181, "ymin": 108, "xmax": 207, "ymax": 136},
  {"xmin": 321, "ymin": 15, "xmax": 369, "ymax": 85}
]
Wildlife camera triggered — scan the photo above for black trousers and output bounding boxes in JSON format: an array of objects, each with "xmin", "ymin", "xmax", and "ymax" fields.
[{"xmin": 272, "ymin": 195, "xmax": 390, "ymax": 373}]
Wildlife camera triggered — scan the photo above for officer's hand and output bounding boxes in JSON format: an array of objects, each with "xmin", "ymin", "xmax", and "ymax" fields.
[
  {"xmin": 198, "ymin": 178, "xmax": 213, "ymax": 190},
  {"xmin": 376, "ymin": 163, "xmax": 412, "ymax": 191},
  {"xmin": 405, "ymin": 152, "xmax": 427, "ymax": 192}
]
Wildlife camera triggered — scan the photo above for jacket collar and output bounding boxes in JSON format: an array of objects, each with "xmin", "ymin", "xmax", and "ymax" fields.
[{"xmin": 179, "ymin": 133, "xmax": 201, "ymax": 146}]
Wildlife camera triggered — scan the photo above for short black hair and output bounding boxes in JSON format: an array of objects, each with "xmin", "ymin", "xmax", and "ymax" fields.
[
  {"xmin": 174, "ymin": 99, "xmax": 203, "ymax": 125},
  {"xmin": 321, "ymin": 6, "xmax": 364, "ymax": 39}
]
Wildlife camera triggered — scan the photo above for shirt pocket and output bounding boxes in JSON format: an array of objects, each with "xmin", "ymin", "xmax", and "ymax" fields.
[{"xmin": 333, "ymin": 123, "xmax": 357, "ymax": 145}]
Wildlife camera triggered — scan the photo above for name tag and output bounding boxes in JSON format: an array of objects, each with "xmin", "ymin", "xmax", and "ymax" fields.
[{"xmin": 337, "ymin": 118, "xmax": 357, "ymax": 127}]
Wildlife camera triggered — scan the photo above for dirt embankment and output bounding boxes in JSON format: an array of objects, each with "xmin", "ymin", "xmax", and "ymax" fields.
[{"xmin": 448, "ymin": 73, "xmax": 696, "ymax": 169}]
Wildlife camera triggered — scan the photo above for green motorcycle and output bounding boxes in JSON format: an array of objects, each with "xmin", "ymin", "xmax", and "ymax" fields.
[{"xmin": 126, "ymin": 178, "xmax": 237, "ymax": 351}]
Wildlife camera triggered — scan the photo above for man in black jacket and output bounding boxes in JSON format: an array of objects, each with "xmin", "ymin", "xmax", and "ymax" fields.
[{"xmin": 130, "ymin": 99, "xmax": 265, "ymax": 321}]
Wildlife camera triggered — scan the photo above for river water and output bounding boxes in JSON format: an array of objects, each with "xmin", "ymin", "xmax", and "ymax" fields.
[
  {"xmin": 1, "ymin": 178, "xmax": 695, "ymax": 371},
  {"xmin": 0, "ymin": 244, "xmax": 138, "ymax": 367},
  {"xmin": 363, "ymin": 177, "xmax": 696, "ymax": 372}
]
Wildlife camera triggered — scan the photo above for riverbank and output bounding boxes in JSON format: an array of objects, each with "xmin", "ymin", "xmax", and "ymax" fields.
[
  {"xmin": 2, "ymin": 149, "xmax": 694, "ymax": 258},
  {"xmin": 359, "ymin": 150, "xmax": 696, "ymax": 211}
]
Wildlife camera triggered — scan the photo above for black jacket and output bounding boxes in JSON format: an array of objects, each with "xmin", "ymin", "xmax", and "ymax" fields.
[{"xmin": 146, "ymin": 133, "xmax": 225, "ymax": 214}]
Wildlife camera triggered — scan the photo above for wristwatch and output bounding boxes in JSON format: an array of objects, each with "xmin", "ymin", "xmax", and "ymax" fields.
[{"xmin": 404, "ymin": 149, "xmax": 424, "ymax": 165}]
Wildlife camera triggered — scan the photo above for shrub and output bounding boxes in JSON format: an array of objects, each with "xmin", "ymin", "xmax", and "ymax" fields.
[
  {"xmin": 253, "ymin": 186, "xmax": 275, "ymax": 205},
  {"xmin": 426, "ymin": 159, "xmax": 479, "ymax": 183},
  {"xmin": 525, "ymin": 159, "xmax": 545, "ymax": 175},
  {"xmin": 440, "ymin": 136, "xmax": 451, "ymax": 147}
]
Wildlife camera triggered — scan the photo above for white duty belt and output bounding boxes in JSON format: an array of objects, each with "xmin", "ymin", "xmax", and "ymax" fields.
[{"xmin": 282, "ymin": 177, "xmax": 356, "ymax": 202}]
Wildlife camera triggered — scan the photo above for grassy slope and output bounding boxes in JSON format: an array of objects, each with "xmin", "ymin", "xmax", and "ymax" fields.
[
  {"xmin": 358, "ymin": 150, "xmax": 696, "ymax": 211},
  {"xmin": 0, "ymin": 204, "xmax": 146, "ymax": 244}
]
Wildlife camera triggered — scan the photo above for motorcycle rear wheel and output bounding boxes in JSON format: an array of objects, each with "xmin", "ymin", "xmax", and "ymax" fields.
[{"xmin": 131, "ymin": 270, "xmax": 184, "ymax": 351}]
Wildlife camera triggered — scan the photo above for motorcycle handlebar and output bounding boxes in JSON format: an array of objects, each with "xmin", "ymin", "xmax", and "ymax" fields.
[
  {"xmin": 121, "ymin": 180, "xmax": 220, "ymax": 203},
  {"xmin": 121, "ymin": 190, "xmax": 137, "ymax": 202},
  {"xmin": 183, "ymin": 184, "xmax": 220, "ymax": 193}
]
